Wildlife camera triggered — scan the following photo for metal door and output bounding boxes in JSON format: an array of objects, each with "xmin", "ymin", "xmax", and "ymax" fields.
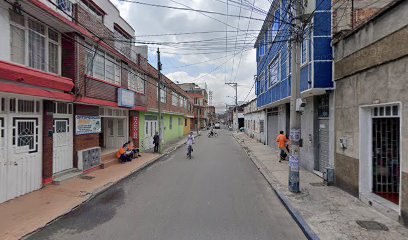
[
  {"xmin": 0, "ymin": 98, "xmax": 42, "ymax": 203},
  {"xmin": 8, "ymin": 117, "xmax": 42, "ymax": 201},
  {"xmin": 0, "ymin": 117, "xmax": 7, "ymax": 202},
  {"xmin": 267, "ymin": 113, "xmax": 279, "ymax": 149},
  {"xmin": 317, "ymin": 119, "xmax": 330, "ymax": 172},
  {"xmin": 53, "ymin": 118, "xmax": 73, "ymax": 173},
  {"xmin": 372, "ymin": 117, "xmax": 400, "ymax": 204},
  {"xmin": 105, "ymin": 118, "xmax": 127, "ymax": 149},
  {"xmin": 142, "ymin": 120, "xmax": 157, "ymax": 150}
]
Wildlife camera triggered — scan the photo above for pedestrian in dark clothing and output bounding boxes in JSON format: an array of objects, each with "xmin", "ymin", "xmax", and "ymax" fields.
[{"xmin": 153, "ymin": 132, "xmax": 160, "ymax": 153}]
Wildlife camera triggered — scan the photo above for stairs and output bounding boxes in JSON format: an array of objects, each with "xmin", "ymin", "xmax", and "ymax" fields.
[
  {"xmin": 53, "ymin": 169, "xmax": 82, "ymax": 184},
  {"xmin": 100, "ymin": 151, "xmax": 119, "ymax": 169}
]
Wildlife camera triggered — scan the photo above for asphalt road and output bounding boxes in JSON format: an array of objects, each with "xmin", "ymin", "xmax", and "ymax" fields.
[{"xmin": 28, "ymin": 130, "xmax": 306, "ymax": 240}]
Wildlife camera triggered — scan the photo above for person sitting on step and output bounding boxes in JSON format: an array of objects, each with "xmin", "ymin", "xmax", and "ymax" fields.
[
  {"xmin": 127, "ymin": 140, "xmax": 142, "ymax": 159},
  {"xmin": 116, "ymin": 143, "xmax": 132, "ymax": 163}
]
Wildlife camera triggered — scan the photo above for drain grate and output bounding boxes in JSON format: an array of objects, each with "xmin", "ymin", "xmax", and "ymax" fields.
[
  {"xmin": 80, "ymin": 175, "xmax": 95, "ymax": 180},
  {"xmin": 356, "ymin": 220, "xmax": 389, "ymax": 231},
  {"xmin": 309, "ymin": 182, "xmax": 326, "ymax": 187}
]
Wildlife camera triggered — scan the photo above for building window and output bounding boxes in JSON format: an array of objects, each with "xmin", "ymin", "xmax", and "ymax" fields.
[
  {"xmin": 85, "ymin": 46, "xmax": 121, "ymax": 86},
  {"xmin": 268, "ymin": 56, "xmax": 280, "ymax": 87},
  {"xmin": 10, "ymin": 11, "xmax": 60, "ymax": 74},
  {"xmin": 169, "ymin": 116, "xmax": 173, "ymax": 129},
  {"xmin": 128, "ymin": 70, "xmax": 145, "ymax": 94},
  {"xmin": 301, "ymin": 31, "xmax": 309, "ymax": 65},
  {"xmin": 260, "ymin": 120, "xmax": 264, "ymax": 133},
  {"xmin": 317, "ymin": 94, "xmax": 330, "ymax": 118},
  {"xmin": 269, "ymin": 9, "xmax": 280, "ymax": 46},
  {"xmin": 259, "ymin": 72, "xmax": 265, "ymax": 93},
  {"xmin": 81, "ymin": 0, "xmax": 104, "ymax": 22},
  {"xmin": 159, "ymin": 84, "xmax": 167, "ymax": 103},
  {"xmin": 172, "ymin": 91, "xmax": 178, "ymax": 106},
  {"xmin": 185, "ymin": 119, "xmax": 188, "ymax": 126},
  {"xmin": 114, "ymin": 27, "xmax": 131, "ymax": 59},
  {"xmin": 178, "ymin": 118, "xmax": 181, "ymax": 126}
]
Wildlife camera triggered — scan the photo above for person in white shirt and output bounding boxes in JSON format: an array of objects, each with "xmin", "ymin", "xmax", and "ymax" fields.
[{"xmin": 186, "ymin": 131, "xmax": 195, "ymax": 155}]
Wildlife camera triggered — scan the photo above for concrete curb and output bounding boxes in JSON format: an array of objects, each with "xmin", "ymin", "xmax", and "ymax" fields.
[
  {"xmin": 22, "ymin": 137, "xmax": 191, "ymax": 239},
  {"xmin": 232, "ymin": 134, "xmax": 320, "ymax": 240}
]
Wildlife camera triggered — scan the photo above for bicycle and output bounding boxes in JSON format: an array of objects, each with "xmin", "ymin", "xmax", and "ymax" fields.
[{"xmin": 208, "ymin": 131, "xmax": 218, "ymax": 138}]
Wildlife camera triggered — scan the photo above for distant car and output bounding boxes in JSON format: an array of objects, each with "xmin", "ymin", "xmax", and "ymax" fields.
[{"xmin": 214, "ymin": 123, "xmax": 220, "ymax": 129}]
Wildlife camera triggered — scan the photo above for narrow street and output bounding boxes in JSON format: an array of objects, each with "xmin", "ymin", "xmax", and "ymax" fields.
[{"xmin": 28, "ymin": 130, "xmax": 306, "ymax": 240}]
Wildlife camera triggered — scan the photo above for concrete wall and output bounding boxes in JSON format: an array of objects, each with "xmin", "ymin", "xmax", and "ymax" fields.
[
  {"xmin": 300, "ymin": 97, "xmax": 317, "ymax": 171},
  {"xmin": 244, "ymin": 111, "xmax": 266, "ymax": 144},
  {"xmin": 334, "ymin": 0, "xmax": 408, "ymax": 223}
]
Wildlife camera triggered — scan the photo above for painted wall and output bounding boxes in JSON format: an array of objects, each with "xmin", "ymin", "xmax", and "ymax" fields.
[
  {"xmin": 139, "ymin": 112, "xmax": 187, "ymax": 150},
  {"xmin": 184, "ymin": 117, "xmax": 192, "ymax": 135},
  {"xmin": 162, "ymin": 114, "xmax": 185, "ymax": 144},
  {"xmin": 244, "ymin": 111, "xmax": 266, "ymax": 144}
]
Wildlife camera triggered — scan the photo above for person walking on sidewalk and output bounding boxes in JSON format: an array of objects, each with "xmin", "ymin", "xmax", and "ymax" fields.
[
  {"xmin": 276, "ymin": 131, "xmax": 289, "ymax": 162},
  {"xmin": 153, "ymin": 132, "xmax": 160, "ymax": 153}
]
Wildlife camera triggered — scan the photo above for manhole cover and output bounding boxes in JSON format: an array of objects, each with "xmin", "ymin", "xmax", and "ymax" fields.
[
  {"xmin": 309, "ymin": 182, "xmax": 326, "ymax": 187},
  {"xmin": 80, "ymin": 175, "xmax": 95, "ymax": 180},
  {"xmin": 356, "ymin": 220, "xmax": 389, "ymax": 231}
]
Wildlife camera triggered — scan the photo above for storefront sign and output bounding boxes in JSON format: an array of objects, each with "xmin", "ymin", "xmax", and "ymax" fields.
[
  {"xmin": 130, "ymin": 112, "xmax": 139, "ymax": 145},
  {"xmin": 118, "ymin": 88, "xmax": 135, "ymax": 108},
  {"xmin": 75, "ymin": 115, "xmax": 101, "ymax": 135}
]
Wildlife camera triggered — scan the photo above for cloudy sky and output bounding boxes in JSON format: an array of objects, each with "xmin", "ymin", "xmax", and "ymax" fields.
[{"xmin": 111, "ymin": 0, "xmax": 270, "ymax": 112}]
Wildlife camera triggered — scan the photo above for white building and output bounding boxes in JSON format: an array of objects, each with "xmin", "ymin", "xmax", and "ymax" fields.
[{"xmin": 243, "ymin": 99, "xmax": 266, "ymax": 144}]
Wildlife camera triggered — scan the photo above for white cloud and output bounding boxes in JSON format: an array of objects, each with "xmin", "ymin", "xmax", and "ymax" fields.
[{"xmin": 110, "ymin": 0, "xmax": 267, "ymax": 112}]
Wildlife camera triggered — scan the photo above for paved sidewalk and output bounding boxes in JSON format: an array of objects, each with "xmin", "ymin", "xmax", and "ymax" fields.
[
  {"xmin": 233, "ymin": 132, "xmax": 408, "ymax": 240},
  {"xmin": 0, "ymin": 136, "xmax": 191, "ymax": 240}
]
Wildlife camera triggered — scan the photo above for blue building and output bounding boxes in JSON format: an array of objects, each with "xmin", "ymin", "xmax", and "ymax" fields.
[{"xmin": 254, "ymin": 0, "xmax": 334, "ymax": 174}]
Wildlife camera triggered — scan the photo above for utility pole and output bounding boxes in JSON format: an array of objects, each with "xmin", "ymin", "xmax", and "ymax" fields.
[
  {"xmin": 197, "ymin": 106, "xmax": 200, "ymax": 135},
  {"xmin": 157, "ymin": 48, "xmax": 163, "ymax": 154},
  {"xmin": 288, "ymin": 1, "xmax": 303, "ymax": 193},
  {"xmin": 225, "ymin": 83, "xmax": 238, "ymax": 130}
]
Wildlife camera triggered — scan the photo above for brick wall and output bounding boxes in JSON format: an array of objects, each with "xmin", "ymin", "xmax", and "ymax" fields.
[
  {"xmin": 333, "ymin": 0, "xmax": 395, "ymax": 37},
  {"xmin": 145, "ymin": 64, "xmax": 194, "ymax": 115},
  {"xmin": 73, "ymin": 104, "xmax": 100, "ymax": 167},
  {"xmin": 75, "ymin": 4, "xmax": 114, "ymax": 49},
  {"xmin": 42, "ymin": 101, "xmax": 54, "ymax": 179},
  {"xmin": 73, "ymin": 4, "xmax": 146, "ymax": 107},
  {"xmin": 61, "ymin": 33, "xmax": 76, "ymax": 81}
]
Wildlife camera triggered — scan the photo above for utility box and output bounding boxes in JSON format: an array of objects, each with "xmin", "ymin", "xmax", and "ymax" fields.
[{"xmin": 324, "ymin": 167, "xmax": 335, "ymax": 186}]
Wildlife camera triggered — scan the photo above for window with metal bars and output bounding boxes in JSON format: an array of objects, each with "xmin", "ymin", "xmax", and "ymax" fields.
[{"xmin": 317, "ymin": 94, "xmax": 330, "ymax": 118}]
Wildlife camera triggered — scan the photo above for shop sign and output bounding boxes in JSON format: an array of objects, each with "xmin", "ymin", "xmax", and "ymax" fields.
[
  {"xmin": 75, "ymin": 115, "xmax": 101, "ymax": 135},
  {"xmin": 131, "ymin": 114, "xmax": 139, "ymax": 139},
  {"xmin": 118, "ymin": 88, "xmax": 135, "ymax": 108}
]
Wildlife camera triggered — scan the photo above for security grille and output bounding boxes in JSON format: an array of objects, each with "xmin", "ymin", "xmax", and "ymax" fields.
[
  {"xmin": 12, "ymin": 118, "xmax": 39, "ymax": 153},
  {"xmin": 372, "ymin": 113, "xmax": 400, "ymax": 205},
  {"xmin": 317, "ymin": 94, "xmax": 329, "ymax": 118}
]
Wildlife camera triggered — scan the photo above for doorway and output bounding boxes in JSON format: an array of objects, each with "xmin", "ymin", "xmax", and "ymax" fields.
[{"xmin": 372, "ymin": 108, "xmax": 400, "ymax": 204}]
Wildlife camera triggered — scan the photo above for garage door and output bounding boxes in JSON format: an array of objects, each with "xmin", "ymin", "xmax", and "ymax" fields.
[
  {"xmin": 267, "ymin": 113, "xmax": 279, "ymax": 149},
  {"xmin": 0, "ymin": 97, "xmax": 42, "ymax": 203}
]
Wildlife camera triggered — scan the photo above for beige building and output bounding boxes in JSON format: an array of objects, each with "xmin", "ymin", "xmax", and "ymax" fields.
[{"xmin": 334, "ymin": 0, "xmax": 408, "ymax": 225}]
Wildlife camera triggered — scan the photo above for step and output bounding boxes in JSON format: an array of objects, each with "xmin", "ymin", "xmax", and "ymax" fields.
[
  {"xmin": 53, "ymin": 169, "xmax": 82, "ymax": 184},
  {"xmin": 101, "ymin": 151, "xmax": 117, "ymax": 162},
  {"xmin": 100, "ymin": 156, "xmax": 120, "ymax": 169}
]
